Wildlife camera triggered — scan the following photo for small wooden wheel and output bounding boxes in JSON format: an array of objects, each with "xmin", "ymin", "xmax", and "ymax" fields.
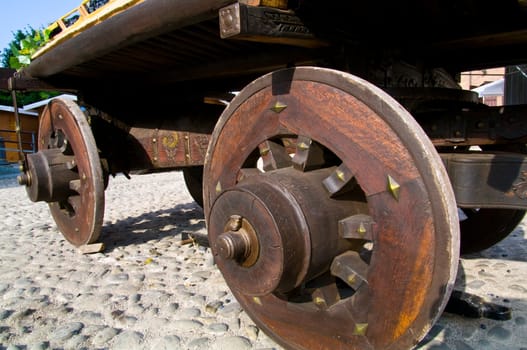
[
  {"xmin": 30, "ymin": 98, "xmax": 104, "ymax": 246},
  {"xmin": 204, "ymin": 67, "xmax": 460, "ymax": 349}
]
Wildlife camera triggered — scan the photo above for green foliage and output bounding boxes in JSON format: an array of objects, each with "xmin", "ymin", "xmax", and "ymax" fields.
[
  {"xmin": 7, "ymin": 28, "xmax": 51, "ymax": 70},
  {"xmin": 0, "ymin": 90, "xmax": 60, "ymax": 107},
  {"xmin": 1, "ymin": 29, "xmax": 31, "ymax": 68},
  {"xmin": 1, "ymin": 28, "xmax": 58, "ymax": 106}
]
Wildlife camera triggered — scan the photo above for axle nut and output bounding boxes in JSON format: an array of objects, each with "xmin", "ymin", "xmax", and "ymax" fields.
[
  {"xmin": 216, "ymin": 230, "xmax": 251, "ymax": 261},
  {"xmin": 17, "ymin": 173, "xmax": 31, "ymax": 186}
]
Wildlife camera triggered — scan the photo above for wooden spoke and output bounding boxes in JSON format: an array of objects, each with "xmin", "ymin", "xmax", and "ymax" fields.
[
  {"xmin": 237, "ymin": 168, "xmax": 262, "ymax": 182},
  {"xmin": 259, "ymin": 140, "xmax": 291, "ymax": 171},
  {"xmin": 68, "ymin": 195, "xmax": 82, "ymax": 213},
  {"xmin": 291, "ymin": 135, "xmax": 325, "ymax": 171},
  {"xmin": 330, "ymin": 251, "xmax": 368, "ymax": 291},
  {"xmin": 69, "ymin": 179, "xmax": 82, "ymax": 193},
  {"xmin": 322, "ymin": 163, "xmax": 357, "ymax": 197},
  {"xmin": 339, "ymin": 214, "xmax": 374, "ymax": 240},
  {"xmin": 310, "ymin": 276, "xmax": 341, "ymax": 310}
]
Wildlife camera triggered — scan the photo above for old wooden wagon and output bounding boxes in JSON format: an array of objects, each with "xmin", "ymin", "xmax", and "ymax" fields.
[{"xmin": 2, "ymin": 0, "xmax": 527, "ymax": 348}]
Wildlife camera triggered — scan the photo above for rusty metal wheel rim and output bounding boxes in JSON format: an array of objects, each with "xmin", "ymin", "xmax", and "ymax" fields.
[
  {"xmin": 204, "ymin": 68, "xmax": 459, "ymax": 350},
  {"xmin": 38, "ymin": 98, "xmax": 104, "ymax": 246}
]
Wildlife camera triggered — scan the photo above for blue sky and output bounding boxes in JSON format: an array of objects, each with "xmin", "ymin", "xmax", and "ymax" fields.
[{"xmin": 0, "ymin": 0, "xmax": 81, "ymax": 54}]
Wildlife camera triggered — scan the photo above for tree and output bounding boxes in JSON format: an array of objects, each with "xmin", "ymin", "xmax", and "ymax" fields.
[{"xmin": 1, "ymin": 27, "xmax": 57, "ymax": 107}]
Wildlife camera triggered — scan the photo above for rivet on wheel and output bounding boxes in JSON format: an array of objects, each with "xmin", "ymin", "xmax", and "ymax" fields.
[
  {"xmin": 216, "ymin": 181, "xmax": 222, "ymax": 194},
  {"xmin": 259, "ymin": 147, "xmax": 270, "ymax": 156},
  {"xmin": 297, "ymin": 141, "xmax": 309, "ymax": 150},
  {"xmin": 336, "ymin": 169, "xmax": 345, "ymax": 182},
  {"xmin": 387, "ymin": 175, "xmax": 401, "ymax": 201},
  {"xmin": 339, "ymin": 214, "xmax": 374, "ymax": 240},
  {"xmin": 314, "ymin": 296, "xmax": 325, "ymax": 306},
  {"xmin": 270, "ymin": 101, "xmax": 287, "ymax": 113},
  {"xmin": 253, "ymin": 297, "xmax": 262, "ymax": 305},
  {"xmin": 358, "ymin": 222, "xmax": 367, "ymax": 234},
  {"xmin": 353, "ymin": 323, "xmax": 368, "ymax": 336},
  {"xmin": 228, "ymin": 215, "xmax": 243, "ymax": 231},
  {"xmin": 347, "ymin": 274, "xmax": 357, "ymax": 285}
]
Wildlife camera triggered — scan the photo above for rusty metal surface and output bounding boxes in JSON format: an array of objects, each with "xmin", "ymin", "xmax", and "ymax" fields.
[
  {"xmin": 203, "ymin": 67, "xmax": 460, "ymax": 349},
  {"xmin": 219, "ymin": 2, "xmax": 326, "ymax": 48},
  {"xmin": 34, "ymin": 98, "xmax": 105, "ymax": 246},
  {"xmin": 439, "ymin": 151, "xmax": 527, "ymax": 254},
  {"xmin": 87, "ymin": 110, "xmax": 212, "ymax": 172},
  {"xmin": 441, "ymin": 152, "xmax": 527, "ymax": 210},
  {"xmin": 130, "ymin": 129, "xmax": 210, "ymax": 168}
]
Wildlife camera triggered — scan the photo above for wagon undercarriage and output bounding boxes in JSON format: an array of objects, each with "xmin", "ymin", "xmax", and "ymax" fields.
[{"xmin": 2, "ymin": 0, "xmax": 527, "ymax": 349}]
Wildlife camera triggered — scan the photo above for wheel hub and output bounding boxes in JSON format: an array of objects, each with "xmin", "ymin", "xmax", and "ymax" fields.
[
  {"xmin": 19, "ymin": 149, "xmax": 78, "ymax": 203},
  {"xmin": 209, "ymin": 167, "xmax": 363, "ymax": 296}
]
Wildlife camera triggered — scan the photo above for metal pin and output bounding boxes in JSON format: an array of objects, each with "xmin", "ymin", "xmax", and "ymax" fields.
[
  {"xmin": 228, "ymin": 215, "xmax": 243, "ymax": 231},
  {"xmin": 253, "ymin": 297, "xmax": 262, "ymax": 305},
  {"xmin": 270, "ymin": 101, "xmax": 287, "ymax": 113},
  {"xmin": 297, "ymin": 142, "xmax": 309, "ymax": 150},
  {"xmin": 357, "ymin": 222, "xmax": 367, "ymax": 236},
  {"xmin": 347, "ymin": 275, "xmax": 356, "ymax": 285},
  {"xmin": 353, "ymin": 323, "xmax": 368, "ymax": 336},
  {"xmin": 314, "ymin": 296, "xmax": 325, "ymax": 306},
  {"xmin": 216, "ymin": 181, "xmax": 222, "ymax": 194},
  {"xmin": 387, "ymin": 175, "xmax": 400, "ymax": 201},
  {"xmin": 336, "ymin": 169, "xmax": 345, "ymax": 182}
]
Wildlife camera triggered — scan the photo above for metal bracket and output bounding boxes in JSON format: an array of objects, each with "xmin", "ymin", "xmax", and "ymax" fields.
[
  {"xmin": 445, "ymin": 290, "xmax": 511, "ymax": 321},
  {"xmin": 417, "ymin": 104, "xmax": 527, "ymax": 146},
  {"xmin": 219, "ymin": 2, "xmax": 327, "ymax": 48},
  {"xmin": 441, "ymin": 152, "xmax": 527, "ymax": 209},
  {"xmin": 0, "ymin": 68, "xmax": 65, "ymax": 92}
]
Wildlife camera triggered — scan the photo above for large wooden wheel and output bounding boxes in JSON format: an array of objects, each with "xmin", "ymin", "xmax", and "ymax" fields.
[
  {"xmin": 459, "ymin": 208, "xmax": 525, "ymax": 254},
  {"xmin": 21, "ymin": 98, "xmax": 104, "ymax": 246},
  {"xmin": 204, "ymin": 67, "xmax": 460, "ymax": 349},
  {"xmin": 182, "ymin": 166, "xmax": 204, "ymax": 207}
]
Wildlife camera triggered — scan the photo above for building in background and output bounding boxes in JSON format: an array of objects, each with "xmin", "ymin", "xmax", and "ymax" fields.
[
  {"xmin": 0, "ymin": 106, "xmax": 38, "ymax": 164},
  {"xmin": 460, "ymin": 67, "xmax": 505, "ymax": 106},
  {"xmin": 0, "ymin": 94, "xmax": 76, "ymax": 164}
]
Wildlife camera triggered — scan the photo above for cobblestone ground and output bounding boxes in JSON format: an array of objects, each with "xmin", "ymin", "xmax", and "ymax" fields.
[{"xmin": 0, "ymin": 171, "xmax": 526, "ymax": 350}]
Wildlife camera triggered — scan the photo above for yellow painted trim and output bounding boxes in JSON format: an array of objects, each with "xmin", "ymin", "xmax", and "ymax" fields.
[{"xmin": 33, "ymin": 0, "xmax": 145, "ymax": 59}]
